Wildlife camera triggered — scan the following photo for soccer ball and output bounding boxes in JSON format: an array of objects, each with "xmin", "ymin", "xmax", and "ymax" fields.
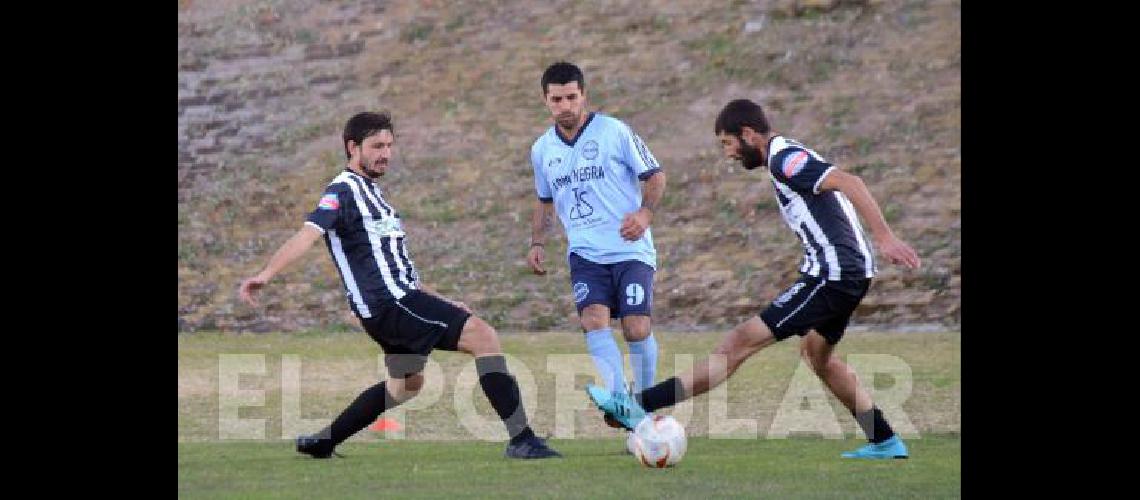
[{"xmin": 629, "ymin": 414, "xmax": 687, "ymax": 468}]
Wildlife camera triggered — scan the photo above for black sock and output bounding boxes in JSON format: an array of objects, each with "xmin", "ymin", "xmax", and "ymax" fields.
[
  {"xmin": 854, "ymin": 406, "xmax": 895, "ymax": 444},
  {"xmin": 476, "ymin": 355, "xmax": 535, "ymax": 444},
  {"xmin": 638, "ymin": 376, "xmax": 684, "ymax": 413},
  {"xmin": 316, "ymin": 381, "xmax": 398, "ymax": 448}
]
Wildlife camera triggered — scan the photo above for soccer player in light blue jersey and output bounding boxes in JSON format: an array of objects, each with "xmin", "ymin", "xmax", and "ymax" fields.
[{"xmin": 526, "ymin": 62, "xmax": 667, "ymax": 430}]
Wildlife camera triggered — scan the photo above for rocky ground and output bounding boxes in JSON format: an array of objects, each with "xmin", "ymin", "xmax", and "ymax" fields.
[{"xmin": 178, "ymin": 0, "xmax": 960, "ymax": 333}]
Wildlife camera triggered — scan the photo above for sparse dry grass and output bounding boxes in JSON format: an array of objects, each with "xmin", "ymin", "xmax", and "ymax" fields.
[{"xmin": 179, "ymin": 0, "xmax": 961, "ymax": 332}]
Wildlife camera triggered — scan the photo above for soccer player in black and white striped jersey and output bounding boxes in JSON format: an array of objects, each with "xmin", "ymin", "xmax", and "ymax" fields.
[
  {"xmin": 239, "ymin": 112, "xmax": 559, "ymax": 460},
  {"xmin": 588, "ymin": 99, "xmax": 922, "ymax": 460}
]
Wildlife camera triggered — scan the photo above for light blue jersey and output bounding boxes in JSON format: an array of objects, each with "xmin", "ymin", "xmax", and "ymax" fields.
[{"xmin": 531, "ymin": 112, "xmax": 661, "ymax": 268}]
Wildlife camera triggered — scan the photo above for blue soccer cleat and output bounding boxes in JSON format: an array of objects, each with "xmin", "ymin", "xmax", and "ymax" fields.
[
  {"xmin": 585, "ymin": 384, "xmax": 647, "ymax": 431},
  {"xmin": 841, "ymin": 435, "xmax": 909, "ymax": 459}
]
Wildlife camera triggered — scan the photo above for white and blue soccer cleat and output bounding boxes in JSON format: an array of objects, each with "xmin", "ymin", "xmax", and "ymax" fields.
[
  {"xmin": 841, "ymin": 435, "xmax": 909, "ymax": 459},
  {"xmin": 585, "ymin": 384, "xmax": 647, "ymax": 431}
]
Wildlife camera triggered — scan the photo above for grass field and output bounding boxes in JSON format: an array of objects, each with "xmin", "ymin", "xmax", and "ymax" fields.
[{"xmin": 178, "ymin": 330, "xmax": 960, "ymax": 498}]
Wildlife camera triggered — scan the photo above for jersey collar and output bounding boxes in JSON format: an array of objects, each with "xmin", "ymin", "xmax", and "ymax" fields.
[
  {"xmin": 554, "ymin": 112, "xmax": 596, "ymax": 147},
  {"xmin": 344, "ymin": 166, "xmax": 375, "ymax": 185}
]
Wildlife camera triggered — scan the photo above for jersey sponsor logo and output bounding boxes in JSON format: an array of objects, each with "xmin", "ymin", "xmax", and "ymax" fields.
[
  {"xmin": 782, "ymin": 151, "xmax": 809, "ymax": 178},
  {"xmin": 552, "ymin": 165, "xmax": 606, "ymax": 192},
  {"xmin": 317, "ymin": 193, "xmax": 339, "ymax": 210},
  {"xmin": 772, "ymin": 282, "xmax": 806, "ymax": 308},
  {"xmin": 573, "ymin": 282, "xmax": 590, "ymax": 303},
  {"xmin": 568, "ymin": 187, "xmax": 595, "ymax": 220},
  {"xmin": 367, "ymin": 216, "xmax": 402, "ymax": 235},
  {"xmin": 582, "ymin": 140, "xmax": 599, "ymax": 160}
]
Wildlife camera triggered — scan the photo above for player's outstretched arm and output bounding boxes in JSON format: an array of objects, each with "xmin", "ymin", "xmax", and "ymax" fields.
[
  {"xmin": 239, "ymin": 224, "xmax": 323, "ymax": 306},
  {"xmin": 818, "ymin": 169, "xmax": 921, "ymax": 269}
]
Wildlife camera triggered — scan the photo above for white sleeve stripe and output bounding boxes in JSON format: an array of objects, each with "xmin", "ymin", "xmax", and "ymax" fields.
[
  {"xmin": 304, "ymin": 221, "xmax": 326, "ymax": 234},
  {"xmin": 632, "ymin": 133, "xmax": 658, "ymax": 170},
  {"xmin": 813, "ymin": 166, "xmax": 836, "ymax": 194}
]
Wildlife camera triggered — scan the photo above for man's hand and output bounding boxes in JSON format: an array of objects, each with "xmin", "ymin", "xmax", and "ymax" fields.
[
  {"xmin": 239, "ymin": 275, "xmax": 269, "ymax": 307},
  {"xmin": 237, "ymin": 225, "xmax": 322, "ymax": 308},
  {"xmin": 527, "ymin": 244, "xmax": 547, "ymax": 275},
  {"xmin": 620, "ymin": 208, "xmax": 652, "ymax": 241},
  {"xmin": 876, "ymin": 235, "xmax": 921, "ymax": 269}
]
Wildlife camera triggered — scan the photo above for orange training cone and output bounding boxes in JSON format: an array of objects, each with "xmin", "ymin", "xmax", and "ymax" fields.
[{"xmin": 369, "ymin": 418, "xmax": 401, "ymax": 432}]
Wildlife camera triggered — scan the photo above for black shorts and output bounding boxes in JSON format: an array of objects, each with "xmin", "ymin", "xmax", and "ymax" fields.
[
  {"xmin": 359, "ymin": 290, "xmax": 470, "ymax": 378},
  {"xmin": 759, "ymin": 275, "xmax": 871, "ymax": 345}
]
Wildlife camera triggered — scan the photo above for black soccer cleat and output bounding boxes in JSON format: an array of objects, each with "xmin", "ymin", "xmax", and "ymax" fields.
[
  {"xmin": 504, "ymin": 435, "xmax": 562, "ymax": 459},
  {"xmin": 296, "ymin": 434, "xmax": 341, "ymax": 459}
]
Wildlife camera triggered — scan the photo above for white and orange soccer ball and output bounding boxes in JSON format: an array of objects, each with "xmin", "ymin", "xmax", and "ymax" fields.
[{"xmin": 628, "ymin": 414, "xmax": 687, "ymax": 468}]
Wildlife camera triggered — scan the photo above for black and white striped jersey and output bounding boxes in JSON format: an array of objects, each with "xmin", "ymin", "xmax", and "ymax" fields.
[
  {"xmin": 305, "ymin": 169, "xmax": 419, "ymax": 318},
  {"xmin": 766, "ymin": 135, "xmax": 875, "ymax": 280}
]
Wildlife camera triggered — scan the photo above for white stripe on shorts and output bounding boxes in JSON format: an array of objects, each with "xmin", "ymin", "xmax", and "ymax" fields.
[
  {"xmin": 396, "ymin": 299, "xmax": 450, "ymax": 329},
  {"xmin": 775, "ymin": 281, "xmax": 827, "ymax": 329}
]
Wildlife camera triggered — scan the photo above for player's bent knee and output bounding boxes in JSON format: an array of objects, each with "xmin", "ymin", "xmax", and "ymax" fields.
[
  {"xmin": 824, "ymin": 357, "xmax": 850, "ymax": 378},
  {"xmin": 799, "ymin": 344, "xmax": 818, "ymax": 365},
  {"xmin": 458, "ymin": 316, "xmax": 501, "ymax": 355},
  {"xmin": 620, "ymin": 317, "xmax": 651, "ymax": 341},
  {"xmin": 622, "ymin": 329, "xmax": 650, "ymax": 342},
  {"xmin": 387, "ymin": 374, "xmax": 423, "ymax": 403},
  {"xmin": 581, "ymin": 319, "xmax": 608, "ymax": 332},
  {"xmin": 393, "ymin": 387, "xmax": 420, "ymax": 403},
  {"xmin": 713, "ymin": 326, "xmax": 755, "ymax": 368},
  {"xmin": 807, "ymin": 354, "xmax": 843, "ymax": 379},
  {"xmin": 403, "ymin": 372, "xmax": 425, "ymax": 393},
  {"xmin": 579, "ymin": 305, "xmax": 610, "ymax": 331},
  {"xmin": 739, "ymin": 319, "xmax": 774, "ymax": 349},
  {"xmin": 580, "ymin": 317, "xmax": 609, "ymax": 331},
  {"xmin": 801, "ymin": 342, "xmax": 835, "ymax": 376}
]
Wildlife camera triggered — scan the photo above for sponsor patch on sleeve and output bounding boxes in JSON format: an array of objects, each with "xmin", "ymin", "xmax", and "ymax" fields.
[
  {"xmin": 782, "ymin": 150, "xmax": 810, "ymax": 178},
  {"xmin": 317, "ymin": 193, "xmax": 339, "ymax": 210}
]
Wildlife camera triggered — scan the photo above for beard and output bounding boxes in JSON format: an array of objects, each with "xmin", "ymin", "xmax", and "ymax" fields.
[
  {"xmin": 555, "ymin": 111, "xmax": 580, "ymax": 130},
  {"xmin": 362, "ymin": 159, "xmax": 386, "ymax": 178},
  {"xmin": 739, "ymin": 141, "xmax": 766, "ymax": 170}
]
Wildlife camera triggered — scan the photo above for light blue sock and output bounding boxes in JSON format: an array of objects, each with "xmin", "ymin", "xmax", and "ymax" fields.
[
  {"xmin": 585, "ymin": 328, "xmax": 627, "ymax": 393},
  {"xmin": 627, "ymin": 333, "xmax": 658, "ymax": 394}
]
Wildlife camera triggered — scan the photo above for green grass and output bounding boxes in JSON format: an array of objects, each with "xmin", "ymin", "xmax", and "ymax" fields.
[
  {"xmin": 180, "ymin": 436, "xmax": 959, "ymax": 498},
  {"xmin": 179, "ymin": 330, "xmax": 959, "ymax": 497}
]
